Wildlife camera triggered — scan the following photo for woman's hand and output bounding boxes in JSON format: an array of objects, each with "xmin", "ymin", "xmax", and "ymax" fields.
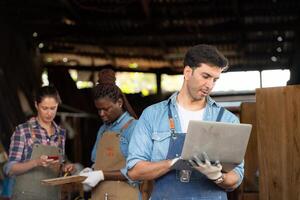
[
  {"xmin": 34, "ymin": 155, "xmax": 59, "ymax": 168},
  {"xmin": 62, "ymin": 163, "xmax": 75, "ymax": 174}
]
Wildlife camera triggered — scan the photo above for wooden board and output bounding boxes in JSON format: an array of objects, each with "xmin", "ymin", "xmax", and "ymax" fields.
[
  {"xmin": 42, "ymin": 175, "xmax": 86, "ymax": 186},
  {"xmin": 240, "ymin": 102, "xmax": 259, "ymax": 193},
  {"xmin": 256, "ymin": 86, "xmax": 300, "ymax": 200},
  {"xmin": 243, "ymin": 193, "xmax": 259, "ymax": 200}
]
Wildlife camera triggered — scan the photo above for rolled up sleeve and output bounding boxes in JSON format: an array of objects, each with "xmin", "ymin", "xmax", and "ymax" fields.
[
  {"xmin": 6, "ymin": 127, "xmax": 26, "ymax": 175},
  {"xmin": 3, "ymin": 161, "xmax": 18, "ymax": 175},
  {"xmin": 233, "ymin": 160, "xmax": 244, "ymax": 187},
  {"xmin": 126, "ymin": 110, "xmax": 153, "ymax": 170}
]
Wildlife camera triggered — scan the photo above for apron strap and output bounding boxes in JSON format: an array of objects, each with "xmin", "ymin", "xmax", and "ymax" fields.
[
  {"xmin": 168, "ymin": 101, "xmax": 177, "ymax": 138},
  {"xmin": 216, "ymin": 107, "xmax": 225, "ymax": 122},
  {"xmin": 29, "ymin": 120, "xmax": 63, "ymax": 148},
  {"xmin": 120, "ymin": 118, "xmax": 134, "ymax": 134},
  {"xmin": 57, "ymin": 135, "xmax": 62, "ymax": 146},
  {"xmin": 28, "ymin": 122, "xmax": 37, "ymax": 142}
]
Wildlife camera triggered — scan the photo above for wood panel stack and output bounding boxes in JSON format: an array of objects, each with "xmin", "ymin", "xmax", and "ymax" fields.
[
  {"xmin": 256, "ymin": 86, "xmax": 300, "ymax": 200},
  {"xmin": 240, "ymin": 102, "xmax": 259, "ymax": 200},
  {"xmin": 226, "ymin": 104, "xmax": 259, "ymax": 200}
]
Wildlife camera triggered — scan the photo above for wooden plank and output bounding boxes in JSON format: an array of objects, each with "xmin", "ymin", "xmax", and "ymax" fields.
[
  {"xmin": 240, "ymin": 102, "xmax": 259, "ymax": 192},
  {"xmin": 243, "ymin": 193, "xmax": 259, "ymax": 200},
  {"xmin": 256, "ymin": 86, "xmax": 300, "ymax": 200},
  {"xmin": 42, "ymin": 175, "xmax": 86, "ymax": 186}
]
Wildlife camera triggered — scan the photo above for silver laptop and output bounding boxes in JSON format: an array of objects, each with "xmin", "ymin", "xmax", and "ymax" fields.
[{"xmin": 181, "ymin": 120, "xmax": 252, "ymax": 172}]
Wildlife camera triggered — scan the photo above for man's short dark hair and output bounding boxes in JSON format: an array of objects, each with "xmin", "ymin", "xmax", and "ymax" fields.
[{"xmin": 183, "ymin": 44, "xmax": 228, "ymax": 70}]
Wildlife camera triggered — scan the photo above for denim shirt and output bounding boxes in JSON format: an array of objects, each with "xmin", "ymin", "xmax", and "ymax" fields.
[
  {"xmin": 92, "ymin": 111, "xmax": 137, "ymax": 177},
  {"xmin": 127, "ymin": 92, "xmax": 244, "ymax": 187}
]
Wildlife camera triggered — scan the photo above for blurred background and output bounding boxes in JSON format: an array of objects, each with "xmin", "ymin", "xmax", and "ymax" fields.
[{"xmin": 1, "ymin": 0, "xmax": 300, "ymax": 199}]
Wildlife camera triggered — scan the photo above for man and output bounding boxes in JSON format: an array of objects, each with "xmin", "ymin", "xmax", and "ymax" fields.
[{"xmin": 126, "ymin": 44, "xmax": 244, "ymax": 200}]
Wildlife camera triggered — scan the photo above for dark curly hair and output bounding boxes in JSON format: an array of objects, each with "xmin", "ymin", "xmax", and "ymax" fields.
[{"xmin": 93, "ymin": 69, "xmax": 137, "ymax": 119}]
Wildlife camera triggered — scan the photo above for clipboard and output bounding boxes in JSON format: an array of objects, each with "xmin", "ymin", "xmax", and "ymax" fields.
[{"xmin": 41, "ymin": 175, "xmax": 86, "ymax": 186}]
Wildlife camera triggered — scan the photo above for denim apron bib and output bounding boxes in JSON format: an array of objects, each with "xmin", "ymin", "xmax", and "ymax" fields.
[
  {"xmin": 12, "ymin": 124, "xmax": 62, "ymax": 200},
  {"xmin": 150, "ymin": 104, "xmax": 228, "ymax": 200}
]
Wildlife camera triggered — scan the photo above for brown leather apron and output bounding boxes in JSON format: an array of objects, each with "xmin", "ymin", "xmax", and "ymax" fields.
[
  {"xmin": 12, "ymin": 124, "xmax": 62, "ymax": 200},
  {"xmin": 92, "ymin": 119, "xmax": 139, "ymax": 200}
]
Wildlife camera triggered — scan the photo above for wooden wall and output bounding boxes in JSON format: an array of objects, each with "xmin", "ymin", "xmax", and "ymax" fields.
[
  {"xmin": 226, "ymin": 103, "xmax": 259, "ymax": 200},
  {"xmin": 256, "ymin": 86, "xmax": 300, "ymax": 200},
  {"xmin": 240, "ymin": 102, "xmax": 259, "ymax": 200}
]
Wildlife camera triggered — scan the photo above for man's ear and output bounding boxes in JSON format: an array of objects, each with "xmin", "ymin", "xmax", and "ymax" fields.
[{"xmin": 183, "ymin": 66, "xmax": 193, "ymax": 80}]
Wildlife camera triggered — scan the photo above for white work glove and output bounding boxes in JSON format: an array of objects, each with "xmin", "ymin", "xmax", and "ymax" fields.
[
  {"xmin": 80, "ymin": 169, "xmax": 104, "ymax": 188},
  {"xmin": 169, "ymin": 157, "xmax": 182, "ymax": 170},
  {"xmin": 79, "ymin": 167, "xmax": 93, "ymax": 174},
  {"xmin": 189, "ymin": 152, "xmax": 222, "ymax": 180},
  {"xmin": 169, "ymin": 157, "xmax": 192, "ymax": 170},
  {"xmin": 170, "ymin": 157, "xmax": 180, "ymax": 167},
  {"xmin": 79, "ymin": 167, "xmax": 93, "ymax": 191}
]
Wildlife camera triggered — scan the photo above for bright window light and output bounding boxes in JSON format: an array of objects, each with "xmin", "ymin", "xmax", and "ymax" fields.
[
  {"xmin": 261, "ymin": 69, "xmax": 290, "ymax": 87},
  {"xmin": 69, "ymin": 69, "xmax": 78, "ymax": 81},
  {"xmin": 76, "ymin": 81, "xmax": 94, "ymax": 89},
  {"xmin": 41, "ymin": 70, "xmax": 49, "ymax": 86},
  {"xmin": 116, "ymin": 72, "xmax": 156, "ymax": 96},
  {"xmin": 68, "ymin": 70, "xmax": 95, "ymax": 89},
  {"xmin": 161, "ymin": 74, "xmax": 184, "ymax": 92},
  {"xmin": 213, "ymin": 71, "xmax": 260, "ymax": 92}
]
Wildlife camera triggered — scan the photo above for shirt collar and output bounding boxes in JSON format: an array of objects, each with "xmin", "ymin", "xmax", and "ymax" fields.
[
  {"xmin": 105, "ymin": 111, "xmax": 129, "ymax": 127},
  {"xmin": 206, "ymin": 95, "xmax": 218, "ymax": 106},
  {"xmin": 167, "ymin": 92, "xmax": 179, "ymax": 106},
  {"xmin": 29, "ymin": 117, "xmax": 62, "ymax": 135}
]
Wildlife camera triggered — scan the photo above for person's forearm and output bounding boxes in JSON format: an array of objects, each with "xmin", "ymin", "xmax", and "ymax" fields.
[
  {"xmin": 128, "ymin": 160, "xmax": 171, "ymax": 181},
  {"xmin": 103, "ymin": 170, "xmax": 127, "ymax": 181},
  {"xmin": 217, "ymin": 170, "xmax": 240, "ymax": 189},
  {"xmin": 9, "ymin": 160, "xmax": 38, "ymax": 176}
]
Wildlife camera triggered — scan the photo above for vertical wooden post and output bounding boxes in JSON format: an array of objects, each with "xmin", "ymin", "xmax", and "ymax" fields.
[
  {"xmin": 256, "ymin": 86, "xmax": 300, "ymax": 200},
  {"xmin": 240, "ymin": 102, "xmax": 259, "ymax": 198}
]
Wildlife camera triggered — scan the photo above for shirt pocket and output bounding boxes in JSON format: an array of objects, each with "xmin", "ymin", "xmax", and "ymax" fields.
[{"xmin": 151, "ymin": 131, "xmax": 171, "ymax": 161}]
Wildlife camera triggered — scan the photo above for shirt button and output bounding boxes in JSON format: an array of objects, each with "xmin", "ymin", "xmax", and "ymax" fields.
[
  {"xmin": 175, "ymin": 154, "xmax": 179, "ymax": 157},
  {"xmin": 47, "ymin": 139, "xmax": 50, "ymax": 142}
]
